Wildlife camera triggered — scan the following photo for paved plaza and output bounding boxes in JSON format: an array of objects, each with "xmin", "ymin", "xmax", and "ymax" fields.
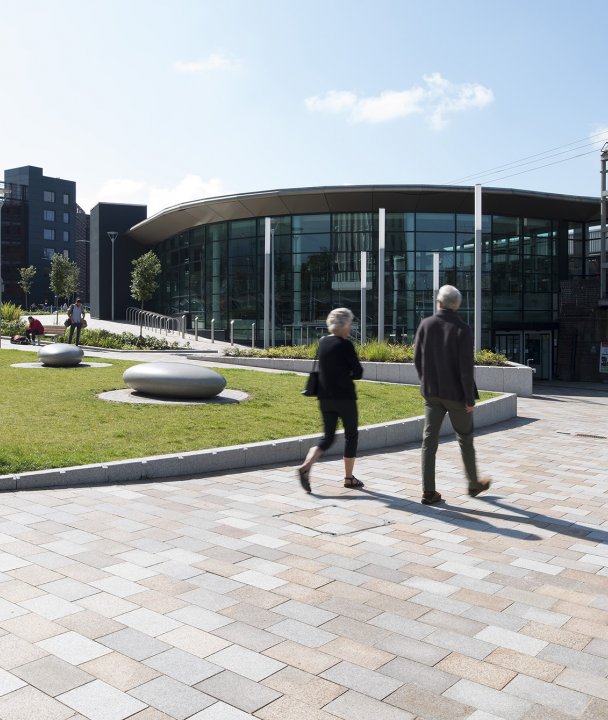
[{"xmin": 0, "ymin": 370, "xmax": 606, "ymax": 718}]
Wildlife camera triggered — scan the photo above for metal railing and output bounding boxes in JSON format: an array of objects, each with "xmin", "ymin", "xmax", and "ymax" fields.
[{"xmin": 126, "ymin": 307, "xmax": 186, "ymax": 336}]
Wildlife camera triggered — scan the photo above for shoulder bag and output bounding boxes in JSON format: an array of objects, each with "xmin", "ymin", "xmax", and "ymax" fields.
[{"xmin": 301, "ymin": 351, "xmax": 320, "ymax": 397}]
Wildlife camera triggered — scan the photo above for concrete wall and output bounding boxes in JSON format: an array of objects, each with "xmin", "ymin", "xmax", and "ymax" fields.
[{"xmin": 208, "ymin": 357, "xmax": 535, "ymax": 397}]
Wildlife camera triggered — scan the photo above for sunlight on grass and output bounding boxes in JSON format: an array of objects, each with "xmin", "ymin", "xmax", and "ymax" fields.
[{"xmin": 0, "ymin": 349, "xmax": 496, "ymax": 474}]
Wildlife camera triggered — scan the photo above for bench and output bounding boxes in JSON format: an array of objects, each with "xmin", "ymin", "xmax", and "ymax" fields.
[{"xmin": 42, "ymin": 324, "xmax": 68, "ymax": 339}]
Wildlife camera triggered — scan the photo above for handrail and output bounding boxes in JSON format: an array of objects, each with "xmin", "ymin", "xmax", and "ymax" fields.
[{"xmin": 126, "ymin": 307, "xmax": 184, "ymax": 335}]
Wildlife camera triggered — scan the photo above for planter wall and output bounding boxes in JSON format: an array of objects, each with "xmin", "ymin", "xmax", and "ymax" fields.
[{"xmin": 208, "ymin": 357, "xmax": 534, "ymax": 397}]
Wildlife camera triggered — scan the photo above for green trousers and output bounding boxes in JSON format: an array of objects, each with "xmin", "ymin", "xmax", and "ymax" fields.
[{"xmin": 422, "ymin": 396, "xmax": 479, "ymax": 492}]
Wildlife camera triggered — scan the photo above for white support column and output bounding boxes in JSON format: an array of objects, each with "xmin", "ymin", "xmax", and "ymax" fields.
[
  {"xmin": 377, "ymin": 208, "xmax": 385, "ymax": 342},
  {"xmin": 360, "ymin": 251, "xmax": 367, "ymax": 343},
  {"xmin": 432, "ymin": 252, "xmax": 440, "ymax": 313},
  {"xmin": 474, "ymin": 184, "xmax": 482, "ymax": 352},
  {"xmin": 263, "ymin": 217, "xmax": 271, "ymax": 349}
]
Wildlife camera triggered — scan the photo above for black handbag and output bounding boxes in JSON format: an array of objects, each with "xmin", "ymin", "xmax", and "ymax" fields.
[{"xmin": 301, "ymin": 355, "xmax": 319, "ymax": 396}]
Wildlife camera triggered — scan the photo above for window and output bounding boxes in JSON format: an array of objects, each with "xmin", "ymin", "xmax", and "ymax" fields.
[
  {"xmin": 43, "ymin": 209, "xmax": 55, "ymax": 221},
  {"xmin": 63, "ymin": 193, "xmax": 70, "ymax": 204},
  {"xmin": 43, "ymin": 190, "xmax": 55, "ymax": 202},
  {"xmin": 43, "ymin": 248, "xmax": 55, "ymax": 260},
  {"xmin": 63, "ymin": 230, "xmax": 70, "ymax": 242},
  {"xmin": 63, "ymin": 212, "xmax": 69, "ymax": 223},
  {"xmin": 44, "ymin": 228, "xmax": 55, "ymax": 241}
]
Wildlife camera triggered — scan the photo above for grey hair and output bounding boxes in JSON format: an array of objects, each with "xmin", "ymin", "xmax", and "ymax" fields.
[
  {"xmin": 327, "ymin": 307, "xmax": 354, "ymax": 333},
  {"xmin": 437, "ymin": 285, "xmax": 462, "ymax": 310}
]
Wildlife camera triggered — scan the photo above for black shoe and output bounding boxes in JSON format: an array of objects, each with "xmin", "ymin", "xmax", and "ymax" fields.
[
  {"xmin": 421, "ymin": 491, "xmax": 442, "ymax": 505},
  {"xmin": 298, "ymin": 467, "xmax": 311, "ymax": 493}
]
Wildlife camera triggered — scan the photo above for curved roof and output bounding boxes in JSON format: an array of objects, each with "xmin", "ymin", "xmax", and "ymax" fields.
[{"xmin": 128, "ymin": 184, "xmax": 600, "ymax": 246}]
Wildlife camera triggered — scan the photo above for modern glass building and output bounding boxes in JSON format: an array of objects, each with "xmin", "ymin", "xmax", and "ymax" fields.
[{"xmin": 126, "ymin": 185, "xmax": 602, "ymax": 380}]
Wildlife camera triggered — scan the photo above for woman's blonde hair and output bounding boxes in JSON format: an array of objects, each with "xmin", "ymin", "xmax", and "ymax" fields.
[{"xmin": 327, "ymin": 307, "xmax": 354, "ymax": 334}]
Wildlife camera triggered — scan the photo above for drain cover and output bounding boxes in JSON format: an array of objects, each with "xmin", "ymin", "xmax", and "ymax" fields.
[{"xmin": 275, "ymin": 505, "xmax": 394, "ymax": 536}]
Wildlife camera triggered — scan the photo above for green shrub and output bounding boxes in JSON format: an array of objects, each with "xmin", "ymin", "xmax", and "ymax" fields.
[
  {"xmin": 52, "ymin": 328, "xmax": 187, "ymax": 350},
  {"xmin": 1, "ymin": 302, "xmax": 24, "ymax": 323},
  {"xmin": 357, "ymin": 341, "xmax": 414, "ymax": 363},
  {"xmin": 475, "ymin": 349, "xmax": 509, "ymax": 366},
  {"xmin": 226, "ymin": 340, "xmax": 507, "ymax": 366}
]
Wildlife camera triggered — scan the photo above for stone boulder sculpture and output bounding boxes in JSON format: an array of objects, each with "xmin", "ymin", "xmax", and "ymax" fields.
[
  {"xmin": 38, "ymin": 343, "xmax": 84, "ymax": 367},
  {"xmin": 123, "ymin": 362, "xmax": 227, "ymax": 399}
]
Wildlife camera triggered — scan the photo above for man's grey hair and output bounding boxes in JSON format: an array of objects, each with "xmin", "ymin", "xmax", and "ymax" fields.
[
  {"xmin": 327, "ymin": 307, "xmax": 354, "ymax": 333},
  {"xmin": 437, "ymin": 285, "xmax": 462, "ymax": 310}
]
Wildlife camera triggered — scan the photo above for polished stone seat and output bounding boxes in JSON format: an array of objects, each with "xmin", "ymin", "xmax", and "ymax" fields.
[
  {"xmin": 38, "ymin": 343, "xmax": 84, "ymax": 367},
  {"xmin": 123, "ymin": 362, "xmax": 227, "ymax": 399}
]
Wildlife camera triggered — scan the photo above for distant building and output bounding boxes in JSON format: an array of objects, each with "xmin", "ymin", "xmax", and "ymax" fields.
[
  {"xmin": 0, "ymin": 180, "xmax": 29, "ymax": 306},
  {"xmin": 74, "ymin": 204, "xmax": 90, "ymax": 304},
  {"xmin": 3, "ymin": 165, "xmax": 78, "ymax": 306}
]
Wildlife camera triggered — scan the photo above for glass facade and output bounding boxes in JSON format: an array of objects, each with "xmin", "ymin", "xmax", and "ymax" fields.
[{"xmin": 154, "ymin": 209, "xmax": 569, "ymax": 350}]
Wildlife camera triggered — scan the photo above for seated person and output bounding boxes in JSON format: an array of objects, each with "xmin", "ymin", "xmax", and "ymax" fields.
[{"xmin": 25, "ymin": 316, "xmax": 45, "ymax": 345}]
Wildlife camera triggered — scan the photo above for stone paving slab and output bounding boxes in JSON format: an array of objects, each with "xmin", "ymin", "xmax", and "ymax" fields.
[{"xmin": 0, "ymin": 382, "xmax": 605, "ymax": 718}]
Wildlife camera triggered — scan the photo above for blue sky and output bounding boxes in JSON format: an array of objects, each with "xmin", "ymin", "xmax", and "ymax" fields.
[{"xmin": 2, "ymin": 0, "xmax": 607, "ymax": 215}]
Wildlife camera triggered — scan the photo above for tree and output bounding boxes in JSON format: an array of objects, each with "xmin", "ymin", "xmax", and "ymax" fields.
[
  {"xmin": 18, "ymin": 265, "xmax": 36, "ymax": 309},
  {"xmin": 49, "ymin": 253, "xmax": 80, "ymax": 320},
  {"xmin": 130, "ymin": 251, "xmax": 161, "ymax": 336}
]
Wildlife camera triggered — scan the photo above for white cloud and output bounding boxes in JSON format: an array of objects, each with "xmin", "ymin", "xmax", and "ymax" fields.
[
  {"xmin": 147, "ymin": 175, "xmax": 224, "ymax": 215},
  {"xmin": 173, "ymin": 53, "xmax": 237, "ymax": 73},
  {"xmin": 305, "ymin": 90, "xmax": 357, "ymax": 114},
  {"xmin": 305, "ymin": 73, "xmax": 494, "ymax": 129},
  {"xmin": 81, "ymin": 174, "xmax": 225, "ymax": 216}
]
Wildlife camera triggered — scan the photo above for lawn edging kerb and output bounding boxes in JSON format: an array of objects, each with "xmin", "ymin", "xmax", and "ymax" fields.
[{"xmin": 0, "ymin": 393, "xmax": 516, "ymax": 491}]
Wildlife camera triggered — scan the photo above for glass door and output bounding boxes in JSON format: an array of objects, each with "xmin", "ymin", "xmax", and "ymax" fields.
[
  {"xmin": 495, "ymin": 332, "xmax": 522, "ymax": 364},
  {"xmin": 524, "ymin": 331, "xmax": 551, "ymax": 380}
]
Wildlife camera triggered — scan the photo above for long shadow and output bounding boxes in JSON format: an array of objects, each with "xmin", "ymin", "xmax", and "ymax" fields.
[
  {"xmin": 311, "ymin": 487, "xmax": 607, "ymax": 544},
  {"xmin": 311, "ymin": 488, "xmax": 539, "ymax": 540}
]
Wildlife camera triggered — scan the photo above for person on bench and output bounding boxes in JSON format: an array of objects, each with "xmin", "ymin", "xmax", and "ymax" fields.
[{"xmin": 25, "ymin": 316, "xmax": 45, "ymax": 346}]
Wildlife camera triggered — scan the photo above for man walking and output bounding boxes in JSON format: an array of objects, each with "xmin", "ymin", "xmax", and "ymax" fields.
[{"xmin": 414, "ymin": 284, "xmax": 491, "ymax": 505}]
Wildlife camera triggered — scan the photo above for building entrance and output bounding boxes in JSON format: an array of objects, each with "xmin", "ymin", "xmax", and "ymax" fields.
[{"xmin": 495, "ymin": 331, "xmax": 552, "ymax": 380}]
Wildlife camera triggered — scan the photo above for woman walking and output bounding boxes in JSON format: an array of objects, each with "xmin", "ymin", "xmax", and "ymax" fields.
[{"xmin": 298, "ymin": 307, "xmax": 364, "ymax": 493}]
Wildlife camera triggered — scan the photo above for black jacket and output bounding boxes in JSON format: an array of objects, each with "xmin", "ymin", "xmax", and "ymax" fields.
[
  {"xmin": 317, "ymin": 335, "xmax": 363, "ymax": 400},
  {"xmin": 414, "ymin": 309, "xmax": 476, "ymax": 406}
]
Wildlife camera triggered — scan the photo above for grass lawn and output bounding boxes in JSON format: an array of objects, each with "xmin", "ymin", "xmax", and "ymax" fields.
[{"xmin": 0, "ymin": 349, "xmax": 496, "ymax": 474}]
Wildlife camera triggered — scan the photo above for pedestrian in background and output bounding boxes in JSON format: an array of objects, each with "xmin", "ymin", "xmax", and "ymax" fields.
[
  {"xmin": 414, "ymin": 284, "xmax": 491, "ymax": 504},
  {"xmin": 67, "ymin": 298, "xmax": 85, "ymax": 346}
]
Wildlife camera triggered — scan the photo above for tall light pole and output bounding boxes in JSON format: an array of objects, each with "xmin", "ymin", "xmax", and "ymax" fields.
[
  {"xmin": 107, "ymin": 231, "xmax": 118, "ymax": 321},
  {"xmin": 0, "ymin": 185, "xmax": 5, "ymax": 348}
]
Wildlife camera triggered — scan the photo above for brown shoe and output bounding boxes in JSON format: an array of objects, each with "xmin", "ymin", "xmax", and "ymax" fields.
[
  {"xmin": 469, "ymin": 477, "xmax": 491, "ymax": 497},
  {"xmin": 421, "ymin": 491, "xmax": 442, "ymax": 505}
]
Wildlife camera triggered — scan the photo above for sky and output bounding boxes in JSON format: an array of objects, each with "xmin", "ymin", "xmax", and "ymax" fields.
[{"xmin": 2, "ymin": 0, "xmax": 607, "ymax": 216}]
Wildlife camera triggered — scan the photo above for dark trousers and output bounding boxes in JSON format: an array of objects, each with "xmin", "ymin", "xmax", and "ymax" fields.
[
  {"xmin": 25, "ymin": 330, "xmax": 41, "ymax": 344},
  {"xmin": 317, "ymin": 398, "xmax": 359, "ymax": 458},
  {"xmin": 68, "ymin": 322, "xmax": 82, "ymax": 345},
  {"xmin": 422, "ymin": 396, "xmax": 479, "ymax": 492}
]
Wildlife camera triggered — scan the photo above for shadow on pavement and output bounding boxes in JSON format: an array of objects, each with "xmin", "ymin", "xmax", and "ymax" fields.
[{"xmin": 312, "ymin": 487, "xmax": 606, "ymax": 544}]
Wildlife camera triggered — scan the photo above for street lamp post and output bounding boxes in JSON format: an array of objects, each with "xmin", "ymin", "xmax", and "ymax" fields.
[{"xmin": 107, "ymin": 231, "xmax": 118, "ymax": 321}]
